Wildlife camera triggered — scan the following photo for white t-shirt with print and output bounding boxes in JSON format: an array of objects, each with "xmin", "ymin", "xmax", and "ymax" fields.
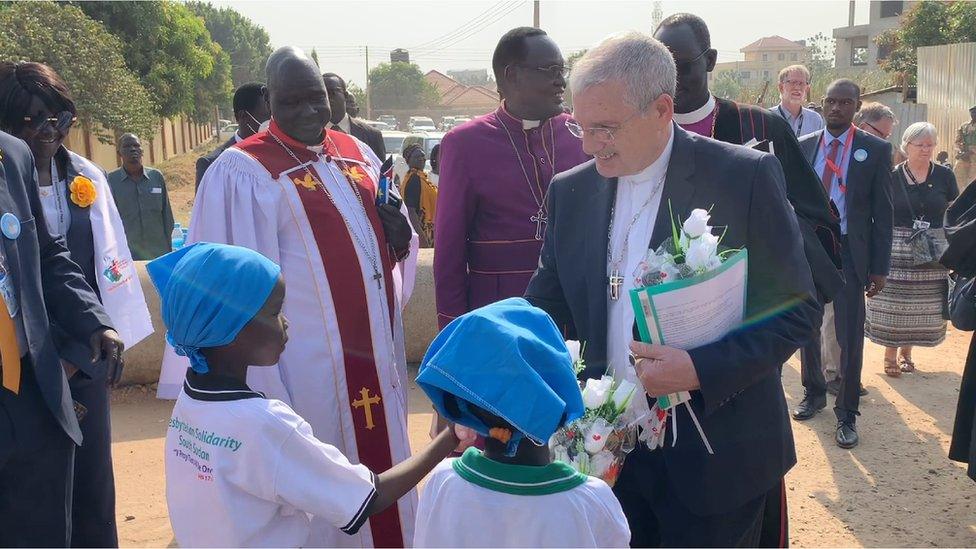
[{"xmin": 164, "ymin": 381, "xmax": 376, "ymax": 548}]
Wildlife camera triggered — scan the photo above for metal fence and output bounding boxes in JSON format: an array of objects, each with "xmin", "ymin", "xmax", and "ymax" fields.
[{"xmin": 917, "ymin": 43, "xmax": 976, "ymax": 165}]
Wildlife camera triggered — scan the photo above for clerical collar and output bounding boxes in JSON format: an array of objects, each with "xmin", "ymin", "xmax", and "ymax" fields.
[
  {"xmin": 233, "ymin": 131, "xmax": 243, "ymax": 143},
  {"xmin": 673, "ymin": 95, "xmax": 716, "ymax": 125},
  {"xmin": 620, "ymin": 123, "xmax": 675, "ymax": 187},
  {"xmin": 268, "ymin": 118, "xmax": 326, "ymax": 153},
  {"xmin": 498, "ymin": 102, "xmax": 542, "ymax": 130}
]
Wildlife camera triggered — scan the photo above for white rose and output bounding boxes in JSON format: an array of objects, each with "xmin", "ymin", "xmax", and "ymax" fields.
[
  {"xmin": 582, "ymin": 376, "xmax": 614, "ymax": 409},
  {"xmin": 565, "ymin": 340, "xmax": 582, "ymax": 364},
  {"xmin": 584, "ymin": 418, "xmax": 613, "ymax": 454},
  {"xmin": 685, "ymin": 233, "xmax": 720, "ymax": 271},
  {"xmin": 682, "ymin": 208, "xmax": 712, "ymax": 238},
  {"xmin": 612, "ymin": 379, "xmax": 638, "ymax": 413}
]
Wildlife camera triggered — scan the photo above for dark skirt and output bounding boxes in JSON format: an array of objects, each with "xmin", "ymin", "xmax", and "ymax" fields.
[{"xmin": 949, "ymin": 333, "xmax": 976, "ymax": 481}]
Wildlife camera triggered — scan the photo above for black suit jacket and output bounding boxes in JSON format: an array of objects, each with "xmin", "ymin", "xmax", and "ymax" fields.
[
  {"xmin": 799, "ymin": 128, "xmax": 894, "ymax": 285},
  {"xmin": 0, "ymin": 131, "xmax": 112, "ymax": 446},
  {"xmin": 525, "ymin": 125, "xmax": 819, "ymax": 515},
  {"xmin": 714, "ymin": 98, "xmax": 845, "ymax": 301},
  {"xmin": 349, "ymin": 118, "xmax": 387, "ymax": 159},
  {"xmin": 195, "ymin": 137, "xmax": 237, "ymax": 191}
]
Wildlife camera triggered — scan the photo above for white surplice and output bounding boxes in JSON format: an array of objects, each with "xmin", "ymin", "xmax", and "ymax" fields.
[{"xmin": 158, "ymin": 134, "xmax": 418, "ymax": 548}]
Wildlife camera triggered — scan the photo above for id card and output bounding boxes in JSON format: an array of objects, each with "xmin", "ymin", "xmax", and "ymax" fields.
[
  {"xmin": 913, "ymin": 219, "xmax": 931, "ymax": 230},
  {"xmin": 0, "ymin": 258, "xmax": 18, "ymax": 318}
]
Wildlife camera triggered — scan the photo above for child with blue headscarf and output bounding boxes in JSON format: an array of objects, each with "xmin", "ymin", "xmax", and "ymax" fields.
[
  {"xmin": 151, "ymin": 243, "xmax": 474, "ymax": 548},
  {"xmin": 414, "ymin": 298, "xmax": 630, "ymax": 548}
]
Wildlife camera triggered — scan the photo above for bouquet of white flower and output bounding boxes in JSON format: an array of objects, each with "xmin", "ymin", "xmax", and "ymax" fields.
[{"xmin": 549, "ymin": 342, "xmax": 641, "ymax": 487}]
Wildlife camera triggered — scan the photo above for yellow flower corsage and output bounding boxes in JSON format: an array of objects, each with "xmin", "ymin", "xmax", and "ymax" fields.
[{"xmin": 69, "ymin": 175, "xmax": 97, "ymax": 208}]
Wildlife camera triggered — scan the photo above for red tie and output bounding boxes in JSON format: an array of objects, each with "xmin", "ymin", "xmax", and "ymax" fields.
[{"xmin": 822, "ymin": 139, "xmax": 841, "ymax": 194}]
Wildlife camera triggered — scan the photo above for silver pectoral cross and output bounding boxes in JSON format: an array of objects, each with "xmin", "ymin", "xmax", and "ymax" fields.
[
  {"xmin": 608, "ymin": 269, "xmax": 624, "ymax": 301},
  {"xmin": 531, "ymin": 209, "xmax": 548, "ymax": 240},
  {"xmin": 372, "ymin": 270, "xmax": 382, "ymax": 289}
]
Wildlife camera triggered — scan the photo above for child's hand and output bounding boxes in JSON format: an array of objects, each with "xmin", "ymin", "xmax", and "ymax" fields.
[{"xmin": 453, "ymin": 424, "xmax": 478, "ymax": 453}]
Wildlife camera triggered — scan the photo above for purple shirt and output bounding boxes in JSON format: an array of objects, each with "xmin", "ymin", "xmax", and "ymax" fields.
[{"xmin": 433, "ymin": 107, "xmax": 589, "ymax": 328}]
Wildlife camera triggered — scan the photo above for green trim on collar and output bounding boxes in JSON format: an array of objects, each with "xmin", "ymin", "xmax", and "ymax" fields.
[{"xmin": 452, "ymin": 448, "xmax": 587, "ymax": 496}]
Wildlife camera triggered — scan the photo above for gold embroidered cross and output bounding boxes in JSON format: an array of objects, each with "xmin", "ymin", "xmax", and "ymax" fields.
[{"xmin": 352, "ymin": 387, "xmax": 381, "ymax": 430}]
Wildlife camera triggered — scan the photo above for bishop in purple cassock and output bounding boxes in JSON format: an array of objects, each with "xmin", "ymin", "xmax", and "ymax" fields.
[{"xmin": 434, "ymin": 28, "xmax": 589, "ymax": 329}]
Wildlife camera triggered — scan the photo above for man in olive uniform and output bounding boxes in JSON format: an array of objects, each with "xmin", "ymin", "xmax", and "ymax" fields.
[{"xmin": 955, "ymin": 106, "xmax": 976, "ymax": 188}]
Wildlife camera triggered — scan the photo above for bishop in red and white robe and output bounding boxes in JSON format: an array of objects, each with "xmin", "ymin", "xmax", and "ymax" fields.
[{"xmin": 159, "ymin": 121, "xmax": 419, "ymax": 547}]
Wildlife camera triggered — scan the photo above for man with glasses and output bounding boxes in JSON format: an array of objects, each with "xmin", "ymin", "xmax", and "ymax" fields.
[
  {"xmin": 107, "ymin": 134, "xmax": 175, "ymax": 260},
  {"xmin": 796, "ymin": 79, "xmax": 894, "ymax": 449},
  {"xmin": 525, "ymin": 31, "xmax": 818, "ymax": 547},
  {"xmin": 771, "ymin": 65, "xmax": 824, "ymax": 137},
  {"xmin": 433, "ymin": 27, "xmax": 587, "ymax": 331}
]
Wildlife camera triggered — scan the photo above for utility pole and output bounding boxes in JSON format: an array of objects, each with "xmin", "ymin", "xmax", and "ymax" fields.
[
  {"xmin": 364, "ymin": 45, "xmax": 371, "ymax": 120},
  {"xmin": 533, "ymin": 0, "xmax": 540, "ymax": 28},
  {"xmin": 652, "ymin": 1, "xmax": 662, "ymax": 30}
]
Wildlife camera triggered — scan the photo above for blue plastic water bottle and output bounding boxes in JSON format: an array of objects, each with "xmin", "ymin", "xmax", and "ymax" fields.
[{"xmin": 171, "ymin": 223, "xmax": 185, "ymax": 251}]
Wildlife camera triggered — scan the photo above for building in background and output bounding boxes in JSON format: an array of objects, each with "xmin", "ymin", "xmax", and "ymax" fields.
[
  {"xmin": 833, "ymin": 1, "xmax": 917, "ymax": 69},
  {"xmin": 424, "ymin": 70, "xmax": 499, "ymax": 115},
  {"xmin": 709, "ymin": 35, "xmax": 810, "ymax": 88},
  {"xmin": 447, "ymin": 68, "xmax": 493, "ymax": 88}
]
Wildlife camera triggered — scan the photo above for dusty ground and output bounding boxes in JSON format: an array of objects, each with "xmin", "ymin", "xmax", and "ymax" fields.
[
  {"xmin": 155, "ymin": 139, "xmax": 220, "ymax": 226},
  {"xmin": 110, "ymin": 327, "xmax": 976, "ymax": 548}
]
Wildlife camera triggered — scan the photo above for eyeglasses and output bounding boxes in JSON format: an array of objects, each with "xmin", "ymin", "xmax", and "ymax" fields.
[
  {"xmin": 565, "ymin": 110, "xmax": 642, "ymax": 143},
  {"xmin": 515, "ymin": 64, "xmax": 570, "ymax": 79},
  {"xmin": 673, "ymin": 47, "xmax": 710, "ymax": 73},
  {"xmin": 862, "ymin": 121, "xmax": 891, "ymax": 140},
  {"xmin": 22, "ymin": 111, "xmax": 76, "ymax": 133},
  {"xmin": 781, "ymin": 79, "xmax": 810, "ymax": 87}
]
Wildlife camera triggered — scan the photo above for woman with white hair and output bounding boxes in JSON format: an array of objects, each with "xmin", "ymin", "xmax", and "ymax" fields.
[{"xmin": 866, "ymin": 121, "xmax": 959, "ymax": 376}]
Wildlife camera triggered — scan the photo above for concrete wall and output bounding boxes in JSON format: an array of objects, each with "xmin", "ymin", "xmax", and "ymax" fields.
[{"xmin": 120, "ymin": 249, "xmax": 439, "ymax": 386}]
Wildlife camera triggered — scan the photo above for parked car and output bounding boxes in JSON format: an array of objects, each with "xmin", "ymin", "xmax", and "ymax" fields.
[
  {"xmin": 382, "ymin": 130, "xmax": 410, "ymax": 159},
  {"xmin": 407, "ymin": 116, "xmax": 436, "ymax": 132},
  {"xmin": 378, "ymin": 114, "xmax": 397, "ymax": 128},
  {"xmin": 218, "ymin": 123, "xmax": 238, "ymax": 142},
  {"xmin": 394, "ymin": 131, "xmax": 444, "ymax": 183},
  {"xmin": 362, "ymin": 120, "xmax": 390, "ymax": 131},
  {"xmin": 439, "ymin": 116, "xmax": 457, "ymax": 131}
]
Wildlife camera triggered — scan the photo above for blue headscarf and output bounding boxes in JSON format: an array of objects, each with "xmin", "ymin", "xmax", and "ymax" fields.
[
  {"xmin": 417, "ymin": 298, "xmax": 584, "ymax": 455},
  {"xmin": 147, "ymin": 242, "xmax": 282, "ymax": 374}
]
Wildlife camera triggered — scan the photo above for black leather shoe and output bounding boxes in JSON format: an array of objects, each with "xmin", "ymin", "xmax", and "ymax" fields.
[
  {"xmin": 836, "ymin": 419, "xmax": 859, "ymax": 449},
  {"xmin": 859, "ymin": 384, "xmax": 868, "ymax": 396},
  {"xmin": 792, "ymin": 393, "xmax": 827, "ymax": 421}
]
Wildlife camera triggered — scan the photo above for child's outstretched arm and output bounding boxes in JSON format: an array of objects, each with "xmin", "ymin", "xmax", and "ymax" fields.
[{"xmin": 364, "ymin": 425, "xmax": 475, "ymax": 518}]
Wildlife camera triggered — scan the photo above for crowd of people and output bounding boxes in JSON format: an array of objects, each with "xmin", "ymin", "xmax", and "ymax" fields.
[{"xmin": 1, "ymin": 11, "xmax": 976, "ymax": 549}]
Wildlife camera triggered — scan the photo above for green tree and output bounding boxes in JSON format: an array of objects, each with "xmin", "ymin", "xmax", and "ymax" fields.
[
  {"xmin": 0, "ymin": 1, "xmax": 157, "ymax": 141},
  {"xmin": 347, "ymin": 81, "xmax": 367, "ymax": 112},
  {"xmin": 712, "ymin": 70, "xmax": 743, "ymax": 101},
  {"xmin": 878, "ymin": 0, "xmax": 976, "ymax": 84},
  {"xmin": 368, "ymin": 62, "xmax": 439, "ymax": 110},
  {"xmin": 185, "ymin": 2, "xmax": 272, "ymax": 87},
  {"xmin": 77, "ymin": 1, "xmax": 232, "ymax": 119}
]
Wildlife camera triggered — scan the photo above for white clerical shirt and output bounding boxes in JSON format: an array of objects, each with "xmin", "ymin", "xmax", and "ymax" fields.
[{"xmin": 606, "ymin": 126, "xmax": 674, "ymax": 403}]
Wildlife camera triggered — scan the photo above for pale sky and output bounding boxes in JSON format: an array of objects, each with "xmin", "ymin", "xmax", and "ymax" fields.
[{"xmin": 214, "ymin": 0, "xmax": 873, "ymax": 88}]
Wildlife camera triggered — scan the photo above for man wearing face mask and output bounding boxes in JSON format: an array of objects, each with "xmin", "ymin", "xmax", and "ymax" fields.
[
  {"xmin": 433, "ymin": 27, "xmax": 589, "ymax": 330},
  {"xmin": 323, "ymin": 73, "xmax": 386, "ymax": 159},
  {"xmin": 158, "ymin": 46, "xmax": 420, "ymax": 548},
  {"xmin": 195, "ymin": 82, "xmax": 271, "ymax": 191},
  {"xmin": 524, "ymin": 31, "xmax": 818, "ymax": 547}
]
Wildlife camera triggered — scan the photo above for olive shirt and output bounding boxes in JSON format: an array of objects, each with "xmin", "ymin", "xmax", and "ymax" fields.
[{"xmin": 107, "ymin": 166, "xmax": 174, "ymax": 260}]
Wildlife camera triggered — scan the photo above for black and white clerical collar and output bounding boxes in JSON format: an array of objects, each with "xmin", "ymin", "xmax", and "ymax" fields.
[
  {"xmin": 673, "ymin": 95, "xmax": 716, "ymax": 125},
  {"xmin": 183, "ymin": 371, "xmax": 265, "ymax": 402}
]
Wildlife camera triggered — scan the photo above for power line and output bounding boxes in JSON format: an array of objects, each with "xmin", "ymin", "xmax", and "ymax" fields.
[
  {"xmin": 418, "ymin": 1, "xmax": 527, "ymax": 56},
  {"xmin": 408, "ymin": 1, "xmax": 515, "ymax": 51}
]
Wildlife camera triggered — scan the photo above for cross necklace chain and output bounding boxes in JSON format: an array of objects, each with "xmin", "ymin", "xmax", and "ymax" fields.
[
  {"xmin": 606, "ymin": 174, "xmax": 667, "ymax": 301},
  {"xmin": 499, "ymin": 117, "xmax": 557, "ymax": 240},
  {"xmin": 268, "ymin": 130, "xmax": 384, "ymax": 289}
]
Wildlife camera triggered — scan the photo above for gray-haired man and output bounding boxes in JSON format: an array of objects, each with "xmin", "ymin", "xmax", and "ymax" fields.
[{"xmin": 525, "ymin": 31, "xmax": 819, "ymax": 546}]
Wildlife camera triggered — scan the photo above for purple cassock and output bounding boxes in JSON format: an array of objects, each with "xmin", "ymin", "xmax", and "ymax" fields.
[{"xmin": 433, "ymin": 106, "xmax": 589, "ymax": 329}]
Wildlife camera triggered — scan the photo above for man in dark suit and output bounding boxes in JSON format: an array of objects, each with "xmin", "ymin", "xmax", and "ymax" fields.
[
  {"xmin": 525, "ymin": 32, "xmax": 819, "ymax": 546},
  {"xmin": 793, "ymin": 79, "xmax": 894, "ymax": 449},
  {"xmin": 323, "ymin": 72, "xmax": 387, "ymax": 159},
  {"xmin": 0, "ymin": 130, "xmax": 124, "ymax": 546},
  {"xmin": 195, "ymin": 82, "xmax": 270, "ymax": 191}
]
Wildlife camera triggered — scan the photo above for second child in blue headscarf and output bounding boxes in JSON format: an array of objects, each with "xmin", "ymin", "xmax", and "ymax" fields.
[
  {"xmin": 151, "ymin": 243, "xmax": 475, "ymax": 548},
  {"xmin": 414, "ymin": 298, "xmax": 631, "ymax": 547}
]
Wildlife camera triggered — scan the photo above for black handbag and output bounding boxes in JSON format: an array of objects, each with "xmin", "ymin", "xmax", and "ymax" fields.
[
  {"xmin": 949, "ymin": 275, "xmax": 976, "ymax": 331},
  {"xmin": 897, "ymin": 167, "xmax": 949, "ymax": 268}
]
